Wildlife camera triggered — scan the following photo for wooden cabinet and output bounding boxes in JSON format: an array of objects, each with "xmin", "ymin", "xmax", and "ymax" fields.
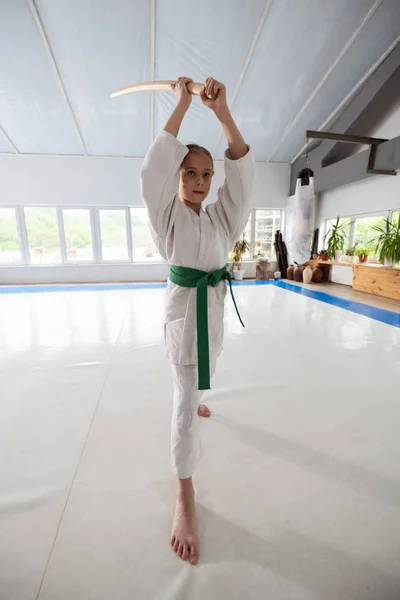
[{"xmin": 352, "ymin": 264, "xmax": 400, "ymax": 301}]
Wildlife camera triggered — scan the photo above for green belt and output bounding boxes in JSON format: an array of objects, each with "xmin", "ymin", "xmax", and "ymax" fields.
[{"xmin": 169, "ymin": 265, "xmax": 244, "ymax": 390}]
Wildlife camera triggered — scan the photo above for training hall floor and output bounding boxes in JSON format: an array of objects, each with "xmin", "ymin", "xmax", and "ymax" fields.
[{"xmin": 0, "ymin": 281, "xmax": 399, "ymax": 600}]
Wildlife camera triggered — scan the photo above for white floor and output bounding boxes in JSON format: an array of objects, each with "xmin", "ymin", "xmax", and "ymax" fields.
[{"xmin": 1, "ymin": 284, "xmax": 400, "ymax": 600}]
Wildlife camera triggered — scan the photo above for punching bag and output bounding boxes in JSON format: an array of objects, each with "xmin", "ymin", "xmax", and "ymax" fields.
[{"xmin": 286, "ymin": 167, "xmax": 316, "ymax": 265}]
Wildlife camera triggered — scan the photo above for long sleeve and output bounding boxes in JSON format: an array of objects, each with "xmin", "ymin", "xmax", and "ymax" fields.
[
  {"xmin": 140, "ymin": 130, "xmax": 189, "ymax": 244},
  {"xmin": 206, "ymin": 146, "xmax": 255, "ymax": 245}
]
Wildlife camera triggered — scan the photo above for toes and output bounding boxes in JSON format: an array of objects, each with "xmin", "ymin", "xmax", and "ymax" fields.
[
  {"xmin": 198, "ymin": 404, "xmax": 211, "ymax": 418},
  {"xmin": 170, "ymin": 535, "xmax": 176, "ymax": 548},
  {"xmin": 173, "ymin": 539, "xmax": 180, "ymax": 553},
  {"xmin": 178, "ymin": 544, "xmax": 184, "ymax": 558},
  {"xmin": 189, "ymin": 545, "xmax": 199, "ymax": 565},
  {"xmin": 182, "ymin": 545, "xmax": 189, "ymax": 561}
]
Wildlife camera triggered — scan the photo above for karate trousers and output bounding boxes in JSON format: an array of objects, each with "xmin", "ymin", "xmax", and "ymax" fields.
[{"xmin": 170, "ymin": 356, "xmax": 217, "ymax": 479}]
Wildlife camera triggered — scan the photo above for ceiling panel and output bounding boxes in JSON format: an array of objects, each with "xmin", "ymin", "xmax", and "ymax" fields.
[
  {"xmin": 36, "ymin": 0, "xmax": 151, "ymax": 157},
  {"xmin": 272, "ymin": 0, "xmax": 400, "ymax": 163},
  {"xmin": 0, "ymin": 130, "xmax": 15, "ymax": 154},
  {"xmin": 0, "ymin": 0, "xmax": 86, "ymax": 155},
  {"xmin": 154, "ymin": 0, "xmax": 266, "ymax": 157},
  {"xmin": 215, "ymin": 0, "xmax": 377, "ymax": 160}
]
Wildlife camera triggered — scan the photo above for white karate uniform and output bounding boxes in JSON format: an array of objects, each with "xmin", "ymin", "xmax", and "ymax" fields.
[{"xmin": 141, "ymin": 130, "xmax": 254, "ymax": 478}]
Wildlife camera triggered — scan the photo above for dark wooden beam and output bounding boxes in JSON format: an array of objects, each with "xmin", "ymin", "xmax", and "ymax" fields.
[
  {"xmin": 306, "ymin": 130, "xmax": 387, "ymax": 146},
  {"xmin": 312, "ymin": 134, "xmax": 400, "ymax": 193}
]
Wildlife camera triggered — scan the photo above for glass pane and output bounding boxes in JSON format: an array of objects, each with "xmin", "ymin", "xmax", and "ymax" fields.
[
  {"xmin": 24, "ymin": 207, "xmax": 61, "ymax": 264},
  {"xmin": 99, "ymin": 209, "xmax": 128, "ymax": 261},
  {"xmin": 0, "ymin": 208, "xmax": 22, "ymax": 263},
  {"xmin": 325, "ymin": 217, "xmax": 351, "ymax": 251},
  {"xmin": 354, "ymin": 215, "xmax": 385, "ymax": 251},
  {"xmin": 63, "ymin": 209, "xmax": 93, "ymax": 262},
  {"xmin": 131, "ymin": 208, "xmax": 162, "ymax": 262},
  {"xmin": 255, "ymin": 209, "xmax": 281, "ymax": 259}
]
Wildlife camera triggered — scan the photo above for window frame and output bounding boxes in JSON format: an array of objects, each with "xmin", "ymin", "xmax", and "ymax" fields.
[
  {"xmin": 321, "ymin": 210, "xmax": 392, "ymax": 257},
  {"xmin": 0, "ymin": 205, "xmax": 24, "ymax": 266},
  {"xmin": 1, "ymin": 205, "xmax": 285, "ymax": 267}
]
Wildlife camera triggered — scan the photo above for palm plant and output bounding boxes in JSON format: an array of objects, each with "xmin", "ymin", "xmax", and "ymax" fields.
[
  {"xmin": 231, "ymin": 232, "xmax": 250, "ymax": 269},
  {"xmin": 372, "ymin": 214, "xmax": 400, "ymax": 265},
  {"xmin": 324, "ymin": 217, "xmax": 346, "ymax": 259}
]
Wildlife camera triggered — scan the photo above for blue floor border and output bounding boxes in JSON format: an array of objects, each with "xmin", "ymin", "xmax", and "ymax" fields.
[{"xmin": 1, "ymin": 279, "xmax": 399, "ymax": 328}]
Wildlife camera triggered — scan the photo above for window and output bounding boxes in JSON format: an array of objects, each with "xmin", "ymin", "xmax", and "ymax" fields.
[
  {"xmin": 353, "ymin": 215, "xmax": 385, "ymax": 250},
  {"xmin": 24, "ymin": 207, "xmax": 61, "ymax": 264},
  {"xmin": 131, "ymin": 208, "xmax": 162, "ymax": 262},
  {"xmin": 325, "ymin": 217, "xmax": 352, "ymax": 250},
  {"xmin": 99, "ymin": 209, "xmax": 129, "ymax": 261},
  {"xmin": 62, "ymin": 209, "xmax": 93, "ymax": 262},
  {"xmin": 255, "ymin": 209, "xmax": 281, "ymax": 259},
  {"xmin": 0, "ymin": 208, "xmax": 21, "ymax": 264}
]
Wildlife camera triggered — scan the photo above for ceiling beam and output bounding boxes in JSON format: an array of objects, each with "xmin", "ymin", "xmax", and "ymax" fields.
[
  {"xmin": 306, "ymin": 130, "xmax": 388, "ymax": 146},
  {"xmin": 149, "ymin": 0, "xmax": 156, "ymax": 141},
  {"xmin": 212, "ymin": 0, "xmax": 273, "ymax": 157},
  {"xmin": 28, "ymin": 0, "xmax": 88, "ymax": 155},
  {"xmin": 267, "ymin": 0, "xmax": 384, "ymax": 162},
  {"xmin": 311, "ymin": 134, "xmax": 400, "ymax": 193},
  {"xmin": 0, "ymin": 124, "xmax": 19, "ymax": 154}
]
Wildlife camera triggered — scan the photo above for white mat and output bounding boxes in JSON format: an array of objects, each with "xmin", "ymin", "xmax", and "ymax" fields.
[{"xmin": 1, "ymin": 285, "xmax": 400, "ymax": 600}]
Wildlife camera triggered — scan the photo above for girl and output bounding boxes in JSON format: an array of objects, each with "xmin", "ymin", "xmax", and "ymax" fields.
[{"xmin": 141, "ymin": 77, "xmax": 254, "ymax": 565}]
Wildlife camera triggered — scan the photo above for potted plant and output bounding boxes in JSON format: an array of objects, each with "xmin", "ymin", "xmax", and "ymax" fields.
[
  {"xmin": 345, "ymin": 247, "xmax": 357, "ymax": 264},
  {"xmin": 324, "ymin": 216, "xmax": 346, "ymax": 261},
  {"xmin": 231, "ymin": 233, "xmax": 250, "ymax": 280},
  {"xmin": 356, "ymin": 246, "xmax": 369, "ymax": 263},
  {"xmin": 319, "ymin": 249, "xmax": 329, "ymax": 261},
  {"xmin": 372, "ymin": 214, "xmax": 400, "ymax": 266}
]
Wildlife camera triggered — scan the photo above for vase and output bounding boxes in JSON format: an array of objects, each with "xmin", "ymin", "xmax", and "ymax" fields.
[
  {"xmin": 287, "ymin": 265, "xmax": 295, "ymax": 280},
  {"xmin": 303, "ymin": 265, "xmax": 313, "ymax": 284},
  {"xmin": 312, "ymin": 267, "xmax": 323, "ymax": 283},
  {"xmin": 293, "ymin": 266, "xmax": 303, "ymax": 282}
]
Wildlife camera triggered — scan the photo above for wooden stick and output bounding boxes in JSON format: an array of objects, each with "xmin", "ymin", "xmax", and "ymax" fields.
[{"xmin": 111, "ymin": 80, "xmax": 205, "ymax": 99}]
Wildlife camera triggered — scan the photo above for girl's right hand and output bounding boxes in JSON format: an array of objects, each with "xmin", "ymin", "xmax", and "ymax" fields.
[{"xmin": 171, "ymin": 77, "xmax": 193, "ymax": 108}]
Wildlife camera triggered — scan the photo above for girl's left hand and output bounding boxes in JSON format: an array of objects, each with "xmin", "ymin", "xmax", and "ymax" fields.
[{"xmin": 200, "ymin": 78, "xmax": 228, "ymax": 116}]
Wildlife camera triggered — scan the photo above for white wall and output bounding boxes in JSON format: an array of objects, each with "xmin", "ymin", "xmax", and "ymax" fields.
[
  {"xmin": 0, "ymin": 154, "xmax": 289, "ymax": 284},
  {"xmin": 0, "ymin": 154, "xmax": 289, "ymax": 209},
  {"xmin": 318, "ymin": 170, "xmax": 400, "ymax": 222}
]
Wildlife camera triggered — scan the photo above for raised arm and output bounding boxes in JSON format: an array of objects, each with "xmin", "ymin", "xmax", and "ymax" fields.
[
  {"xmin": 200, "ymin": 78, "xmax": 248, "ymax": 160},
  {"xmin": 140, "ymin": 78, "xmax": 193, "ymax": 243},
  {"xmin": 200, "ymin": 78, "xmax": 254, "ymax": 243},
  {"xmin": 164, "ymin": 76, "xmax": 193, "ymax": 137}
]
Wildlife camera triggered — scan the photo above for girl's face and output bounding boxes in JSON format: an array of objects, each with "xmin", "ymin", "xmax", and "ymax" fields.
[{"xmin": 179, "ymin": 153, "xmax": 213, "ymax": 209}]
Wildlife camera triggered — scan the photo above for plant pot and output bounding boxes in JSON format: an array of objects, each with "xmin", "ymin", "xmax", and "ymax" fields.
[
  {"xmin": 358, "ymin": 254, "xmax": 368, "ymax": 263},
  {"xmin": 303, "ymin": 265, "xmax": 313, "ymax": 284},
  {"xmin": 319, "ymin": 252, "xmax": 329, "ymax": 261},
  {"xmin": 335, "ymin": 251, "xmax": 343, "ymax": 261},
  {"xmin": 233, "ymin": 269, "xmax": 246, "ymax": 281},
  {"xmin": 384, "ymin": 257, "xmax": 393, "ymax": 267},
  {"xmin": 350, "ymin": 255, "xmax": 358, "ymax": 264}
]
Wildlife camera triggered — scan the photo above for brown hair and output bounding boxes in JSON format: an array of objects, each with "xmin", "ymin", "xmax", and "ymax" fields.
[{"xmin": 183, "ymin": 144, "xmax": 214, "ymax": 174}]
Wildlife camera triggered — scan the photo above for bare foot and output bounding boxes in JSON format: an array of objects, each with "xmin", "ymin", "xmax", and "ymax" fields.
[
  {"xmin": 170, "ymin": 478, "xmax": 199, "ymax": 565},
  {"xmin": 197, "ymin": 404, "xmax": 211, "ymax": 418}
]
